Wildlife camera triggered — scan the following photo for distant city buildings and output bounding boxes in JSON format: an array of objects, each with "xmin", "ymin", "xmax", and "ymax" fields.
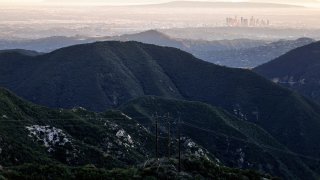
[{"xmin": 226, "ymin": 16, "xmax": 270, "ymax": 27}]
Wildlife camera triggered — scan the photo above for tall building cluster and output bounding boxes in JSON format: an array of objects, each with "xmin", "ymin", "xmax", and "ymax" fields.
[{"xmin": 226, "ymin": 16, "xmax": 270, "ymax": 27}]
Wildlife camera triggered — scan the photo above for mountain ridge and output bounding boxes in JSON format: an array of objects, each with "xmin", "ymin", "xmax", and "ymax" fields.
[
  {"xmin": 1, "ymin": 41, "xmax": 320, "ymax": 165},
  {"xmin": 0, "ymin": 87, "xmax": 287, "ymax": 179},
  {"xmin": 254, "ymin": 41, "xmax": 320, "ymax": 103},
  {"xmin": 0, "ymin": 87, "xmax": 316, "ymax": 179},
  {"xmin": 1, "ymin": 30, "xmax": 313, "ymax": 68},
  {"xmin": 120, "ymin": 96, "xmax": 319, "ymax": 179}
]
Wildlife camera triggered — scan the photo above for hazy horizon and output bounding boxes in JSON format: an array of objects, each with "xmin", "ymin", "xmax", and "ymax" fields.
[
  {"xmin": 0, "ymin": 0, "xmax": 320, "ymax": 7},
  {"xmin": 1, "ymin": 0, "xmax": 320, "ymax": 40}
]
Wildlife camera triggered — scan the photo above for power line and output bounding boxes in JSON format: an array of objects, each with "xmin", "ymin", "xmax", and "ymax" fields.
[
  {"xmin": 178, "ymin": 114, "xmax": 181, "ymax": 173},
  {"xmin": 182, "ymin": 122, "xmax": 320, "ymax": 162},
  {"xmin": 0, "ymin": 115, "xmax": 175, "ymax": 122},
  {"xmin": 155, "ymin": 113, "xmax": 159, "ymax": 159},
  {"xmin": 168, "ymin": 116, "xmax": 171, "ymax": 159},
  {"xmin": 2, "ymin": 116, "xmax": 320, "ymax": 162},
  {"xmin": 0, "ymin": 120, "xmax": 152, "ymax": 125}
]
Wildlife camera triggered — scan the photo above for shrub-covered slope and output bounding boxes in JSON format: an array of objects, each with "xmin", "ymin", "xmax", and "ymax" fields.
[
  {"xmin": 121, "ymin": 96, "xmax": 319, "ymax": 180},
  {"xmin": 0, "ymin": 88, "xmax": 279, "ymax": 179},
  {"xmin": 0, "ymin": 87, "xmax": 156, "ymax": 168}
]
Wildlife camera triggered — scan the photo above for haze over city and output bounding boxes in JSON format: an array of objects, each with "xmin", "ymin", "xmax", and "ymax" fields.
[{"xmin": 1, "ymin": 0, "xmax": 319, "ymax": 41}]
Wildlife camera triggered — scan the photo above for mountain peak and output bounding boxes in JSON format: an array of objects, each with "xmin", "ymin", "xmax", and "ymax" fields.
[
  {"xmin": 156, "ymin": 1, "xmax": 304, "ymax": 8},
  {"xmin": 120, "ymin": 30, "xmax": 172, "ymax": 40},
  {"xmin": 139, "ymin": 29, "xmax": 163, "ymax": 35}
]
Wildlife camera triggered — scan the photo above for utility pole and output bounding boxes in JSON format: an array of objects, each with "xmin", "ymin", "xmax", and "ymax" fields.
[
  {"xmin": 178, "ymin": 115, "xmax": 181, "ymax": 173},
  {"xmin": 253, "ymin": 108, "xmax": 259, "ymax": 122},
  {"xmin": 167, "ymin": 113, "xmax": 171, "ymax": 159},
  {"xmin": 155, "ymin": 113, "xmax": 159, "ymax": 159}
]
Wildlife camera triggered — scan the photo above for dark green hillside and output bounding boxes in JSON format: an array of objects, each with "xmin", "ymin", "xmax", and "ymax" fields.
[
  {"xmin": 254, "ymin": 41, "xmax": 320, "ymax": 104},
  {"xmin": 121, "ymin": 96, "xmax": 319, "ymax": 180},
  {"xmin": 0, "ymin": 88, "xmax": 277, "ymax": 179},
  {"xmin": 0, "ymin": 41, "xmax": 320, "ymax": 167},
  {"xmin": 0, "ymin": 87, "xmax": 157, "ymax": 168},
  {"xmin": 139, "ymin": 43, "xmax": 320, "ymax": 159},
  {"xmin": 0, "ymin": 42, "xmax": 183, "ymax": 111}
]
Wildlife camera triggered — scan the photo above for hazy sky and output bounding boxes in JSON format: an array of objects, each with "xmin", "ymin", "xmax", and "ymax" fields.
[
  {"xmin": 1, "ymin": 0, "xmax": 320, "ymax": 39},
  {"xmin": 1, "ymin": 0, "xmax": 320, "ymax": 6}
]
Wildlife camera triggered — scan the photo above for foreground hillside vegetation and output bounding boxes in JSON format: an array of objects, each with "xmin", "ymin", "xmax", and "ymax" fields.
[{"xmin": 0, "ymin": 88, "xmax": 280, "ymax": 179}]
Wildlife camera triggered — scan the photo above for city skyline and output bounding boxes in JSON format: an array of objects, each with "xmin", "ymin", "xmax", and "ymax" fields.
[{"xmin": 226, "ymin": 16, "xmax": 270, "ymax": 27}]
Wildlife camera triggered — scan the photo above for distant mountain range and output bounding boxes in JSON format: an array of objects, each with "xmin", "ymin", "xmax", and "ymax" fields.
[
  {"xmin": 0, "ymin": 30, "xmax": 313, "ymax": 68},
  {"xmin": 0, "ymin": 30, "xmax": 267, "ymax": 53},
  {"xmin": 162, "ymin": 27, "xmax": 320, "ymax": 41},
  {"xmin": 143, "ymin": 1, "xmax": 304, "ymax": 8},
  {"xmin": 254, "ymin": 41, "xmax": 320, "ymax": 104},
  {"xmin": 115, "ymin": 30, "xmax": 314, "ymax": 68},
  {"xmin": 205, "ymin": 38, "xmax": 315, "ymax": 68},
  {"xmin": 113, "ymin": 30, "xmax": 267, "ymax": 50},
  {"xmin": 0, "ymin": 36, "xmax": 107, "ymax": 53},
  {"xmin": 43, "ymin": 0, "xmax": 305, "ymax": 8}
]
